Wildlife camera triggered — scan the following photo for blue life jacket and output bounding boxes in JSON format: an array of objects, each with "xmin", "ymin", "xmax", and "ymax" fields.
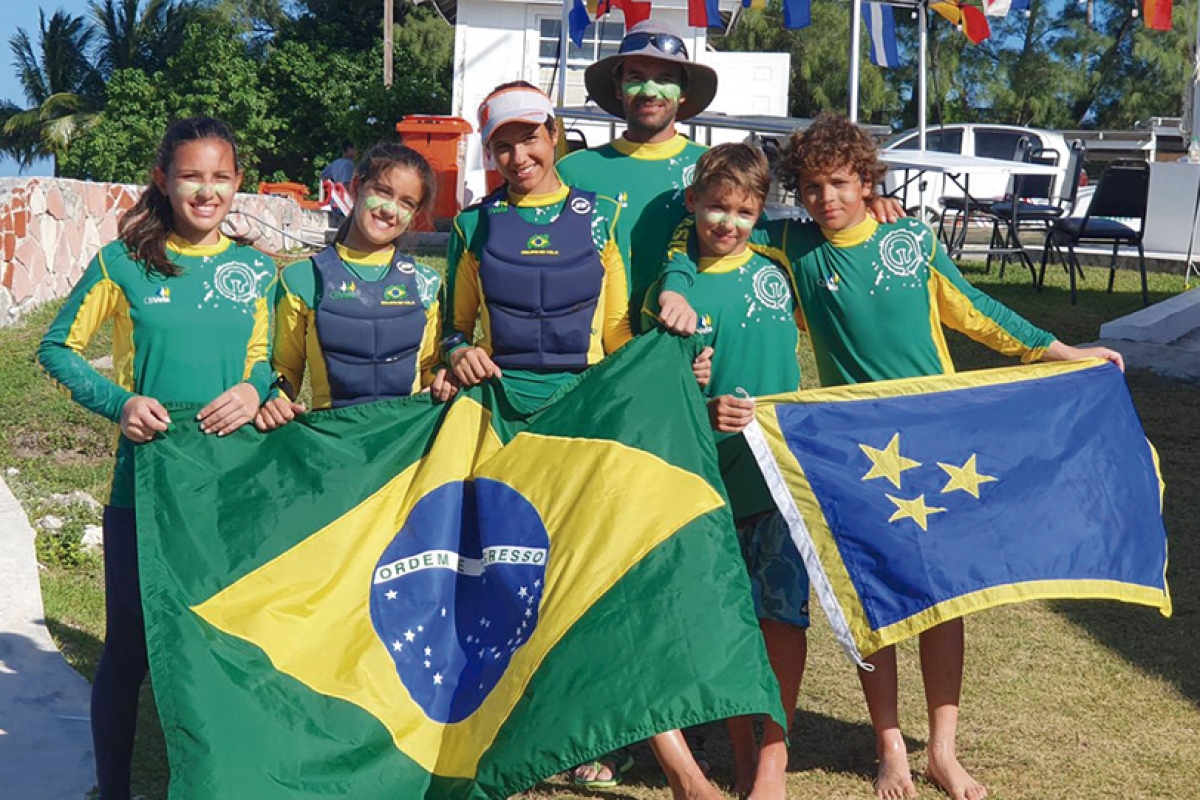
[
  {"xmin": 312, "ymin": 246, "xmax": 426, "ymax": 408},
  {"xmin": 478, "ymin": 188, "xmax": 604, "ymax": 372}
]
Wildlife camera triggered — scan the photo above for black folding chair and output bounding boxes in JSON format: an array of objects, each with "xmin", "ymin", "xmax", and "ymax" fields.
[
  {"xmin": 1038, "ymin": 160, "xmax": 1150, "ymax": 306},
  {"xmin": 987, "ymin": 145, "xmax": 1062, "ymax": 283},
  {"xmin": 936, "ymin": 137, "xmax": 1031, "ymax": 258}
]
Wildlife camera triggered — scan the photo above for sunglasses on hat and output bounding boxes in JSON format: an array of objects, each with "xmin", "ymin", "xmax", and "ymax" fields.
[{"xmin": 618, "ymin": 32, "xmax": 689, "ymax": 59}]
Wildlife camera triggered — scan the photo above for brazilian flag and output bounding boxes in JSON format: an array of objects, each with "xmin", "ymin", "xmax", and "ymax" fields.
[{"xmin": 135, "ymin": 332, "xmax": 783, "ymax": 798}]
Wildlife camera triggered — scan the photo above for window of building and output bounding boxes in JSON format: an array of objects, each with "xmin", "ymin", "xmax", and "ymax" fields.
[{"xmin": 536, "ymin": 16, "xmax": 625, "ymax": 105}]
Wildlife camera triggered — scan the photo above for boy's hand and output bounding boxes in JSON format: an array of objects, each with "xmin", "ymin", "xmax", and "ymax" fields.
[
  {"xmin": 658, "ymin": 290, "xmax": 698, "ymax": 336},
  {"xmin": 254, "ymin": 397, "xmax": 306, "ymax": 431},
  {"xmin": 198, "ymin": 383, "xmax": 260, "ymax": 436},
  {"xmin": 430, "ymin": 368, "xmax": 461, "ymax": 402},
  {"xmin": 867, "ymin": 195, "xmax": 905, "ymax": 224},
  {"xmin": 120, "ymin": 395, "xmax": 171, "ymax": 443},
  {"xmin": 691, "ymin": 346, "xmax": 713, "ymax": 387},
  {"xmin": 450, "ymin": 346, "xmax": 502, "ymax": 386},
  {"xmin": 708, "ymin": 394, "xmax": 755, "ymax": 433},
  {"xmin": 1043, "ymin": 341, "xmax": 1125, "ymax": 372}
]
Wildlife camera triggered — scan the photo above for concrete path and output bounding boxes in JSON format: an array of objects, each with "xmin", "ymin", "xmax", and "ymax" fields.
[{"xmin": 0, "ymin": 476, "xmax": 96, "ymax": 798}]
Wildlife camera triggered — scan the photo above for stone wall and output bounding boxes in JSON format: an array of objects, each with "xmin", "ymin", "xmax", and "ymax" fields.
[{"xmin": 0, "ymin": 177, "xmax": 329, "ymax": 325}]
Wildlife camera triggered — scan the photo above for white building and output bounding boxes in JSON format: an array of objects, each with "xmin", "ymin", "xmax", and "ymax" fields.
[{"xmin": 433, "ymin": 0, "xmax": 791, "ymax": 203}]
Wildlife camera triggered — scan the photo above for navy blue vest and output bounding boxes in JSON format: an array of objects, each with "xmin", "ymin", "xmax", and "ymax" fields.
[
  {"xmin": 478, "ymin": 188, "xmax": 605, "ymax": 372},
  {"xmin": 313, "ymin": 246, "xmax": 426, "ymax": 408}
]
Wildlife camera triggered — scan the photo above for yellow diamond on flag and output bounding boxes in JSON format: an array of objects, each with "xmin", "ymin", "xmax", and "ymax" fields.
[{"xmin": 192, "ymin": 397, "xmax": 723, "ymax": 780}]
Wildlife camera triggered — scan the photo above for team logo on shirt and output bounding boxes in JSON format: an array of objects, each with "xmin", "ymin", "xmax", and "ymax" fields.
[
  {"xmin": 143, "ymin": 286, "xmax": 171, "ymax": 305},
  {"xmin": 696, "ymin": 313, "xmax": 714, "ymax": 336},
  {"xmin": 570, "ymin": 196, "xmax": 592, "ymax": 215},
  {"xmin": 213, "ymin": 261, "xmax": 265, "ymax": 304},
  {"xmin": 522, "ymin": 234, "xmax": 559, "ymax": 256},
  {"xmin": 381, "ymin": 283, "xmax": 417, "ymax": 307},
  {"xmin": 753, "ymin": 266, "xmax": 792, "ymax": 311},
  {"xmin": 328, "ymin": 280, "xmax": 360, "ymax": 300},
  {"xmin": 879, "ymin": 229, "xmax": 925, "ymax": 278}
]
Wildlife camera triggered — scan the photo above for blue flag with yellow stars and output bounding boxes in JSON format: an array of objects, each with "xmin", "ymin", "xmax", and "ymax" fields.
[
  {"xmin": 134, "ymin": 331, "xmax": 783, "ymax": 798},
  {"xmin": 744, "ymin": 358, "xmax": 1171, "ymax": 666}
]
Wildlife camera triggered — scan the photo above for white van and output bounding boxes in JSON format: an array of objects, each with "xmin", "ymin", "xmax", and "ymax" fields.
[{"xmin": 882, "ymin": 124, "xmax": 1076, "ymax": 221}]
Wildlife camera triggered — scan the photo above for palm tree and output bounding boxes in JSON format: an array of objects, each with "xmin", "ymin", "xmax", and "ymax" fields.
[
  {"xmin": 4, "ymin": 11, "xmax": 104, "ymax": 175},
  {"xmin": 89, "ymin": 0, "xmax": 200, "ymax": 77}
]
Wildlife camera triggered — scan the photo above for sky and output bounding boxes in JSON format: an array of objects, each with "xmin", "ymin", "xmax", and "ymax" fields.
[{"xmin": 0, "ymin": 0, "xmax": 93, "ymax": 177}]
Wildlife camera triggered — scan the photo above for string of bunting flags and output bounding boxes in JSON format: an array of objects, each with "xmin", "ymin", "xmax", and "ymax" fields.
[{"xmin": 571, "ymin": 0, "xmax": 1175, "ymax": 76}]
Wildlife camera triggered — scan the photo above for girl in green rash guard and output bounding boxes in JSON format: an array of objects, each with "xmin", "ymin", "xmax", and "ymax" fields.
[
  {"xmin": 37, "ymin": 117, "xmax": 276, "ymax": 799},
  {"xmin": 254, "ymin": 143, "xmax": 456, "ymax": 431}
]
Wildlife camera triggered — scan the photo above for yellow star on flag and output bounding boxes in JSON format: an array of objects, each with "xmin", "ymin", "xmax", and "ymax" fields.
[
  {"xmin": 886, "ymin": 494, "xmax": 947, "ymax": 531},
  {"xmin": 938, "ymin": 454, "xmax": 997, "ymax": 498},
  {"xmin": 860, "ymin": 433, "xmax": 921, "ymax": 488}
]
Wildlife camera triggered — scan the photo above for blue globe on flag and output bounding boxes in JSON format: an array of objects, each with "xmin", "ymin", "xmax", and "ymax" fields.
[{"xmin": 369, "ymin": 479, "xmax": 549, "ymax": 723}]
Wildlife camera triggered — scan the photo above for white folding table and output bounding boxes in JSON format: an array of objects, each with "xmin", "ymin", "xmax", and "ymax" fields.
[{"xmin": 880, "ymin": 150, "xmax": 1063, "ymax": 274}]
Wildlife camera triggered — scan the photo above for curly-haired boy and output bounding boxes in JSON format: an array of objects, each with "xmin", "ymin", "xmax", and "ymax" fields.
[{"xmin": 655, "ymin": 112, "xmax": 1122, "ymax": 800}]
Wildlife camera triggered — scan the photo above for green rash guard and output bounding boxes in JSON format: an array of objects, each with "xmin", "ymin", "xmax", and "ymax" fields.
[
  {"xmin": 557, "ymin": 134, "xmax": 707, "ymax": 332},
  {"xmin": 38, "ymin": 236, "xmax": 276, "ymax": 507},
  {"xmin": 445, "ymin": 183, "xmax": 631, "ymax": 415},
  {"xmin": 662, "ymin": 216, "xmax": 1056, "ymax": 387},
  {"xmin": 273, "ymin": 243, "xmax": 443, "ymax": 409},
  {"xmin": 645, "ymin": 246, "xmax": 803, "ymax": 520}
]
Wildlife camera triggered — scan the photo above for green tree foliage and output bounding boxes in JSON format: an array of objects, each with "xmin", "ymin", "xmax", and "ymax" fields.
[
  {"xmin": 45, "ymin": 0, "xmax": 453, "ymax": 189},
  {"xmin": 59, "ymin": 68, "xmax": 167, "ymax": 182},
  {"xmin": 160, "ymin": 21, "xmax": 280, "ymax": 183},
  {"xmin": 89, "ymin": 0, "xmax": 201, "ymax": 77},
  {"xmin": 721, "ymin": 0, "xmax": 1197, "ymax": 132}
]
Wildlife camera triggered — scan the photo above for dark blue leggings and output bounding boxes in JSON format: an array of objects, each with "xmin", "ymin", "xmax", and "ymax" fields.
[{"xmin": 92, "ymin": 505, "xmax": 148, "ymax": 800}]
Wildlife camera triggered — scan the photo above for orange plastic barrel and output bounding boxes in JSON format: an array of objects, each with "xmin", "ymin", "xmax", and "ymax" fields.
[{"xmin": 395, "ymin": 115, "xmax": 474, "ymax": 224}]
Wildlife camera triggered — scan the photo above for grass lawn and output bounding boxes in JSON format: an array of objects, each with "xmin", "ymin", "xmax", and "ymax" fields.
[{"xmin": 3, "ymin": 260, "xmax": 1197, "ymax": 799}]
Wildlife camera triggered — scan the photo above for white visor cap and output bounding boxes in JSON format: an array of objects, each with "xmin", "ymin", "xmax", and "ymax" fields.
[{"xmin": 478, "ymin": 87, "xmax": 556, "ymax": 145}]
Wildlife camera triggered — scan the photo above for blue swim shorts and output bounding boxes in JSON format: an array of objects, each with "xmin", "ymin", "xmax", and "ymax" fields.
[{"xmin": 735, "ymin": 510, "xmax": 810, "ymax": 628}]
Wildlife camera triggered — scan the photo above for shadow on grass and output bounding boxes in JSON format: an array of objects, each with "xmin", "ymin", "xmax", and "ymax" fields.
[{"xmin": 1049, "ymin": 372, "xmax": 1200, "ymax": 708}]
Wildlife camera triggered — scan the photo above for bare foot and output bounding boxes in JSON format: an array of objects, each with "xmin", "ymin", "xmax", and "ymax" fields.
[
  {"xmin": 926, "ymin": 752, "xmax": 986, "ymax": 800},
  {"xmin": 875, "ymin": 746, "xmax": 917, "ymax": 799},
  {"xmin": 669, "ymin": 779, "xmax": 725, "ymax": 800},
  {"xmin": 747, "ymin": 772, "xmax": 787, "ymax": 800}
]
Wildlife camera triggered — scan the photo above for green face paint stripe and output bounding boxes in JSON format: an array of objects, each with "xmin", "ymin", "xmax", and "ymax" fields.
[
  {"xmin": 702, "ymin": 210, "xmax": 756, "ymax": 230},
  {"xmin": 621, "ymin": 79, "xmax": 682, "ymax": 102},
  {"xmin": 362, "ymin": 195, "xmax": 414, "ymax": 222},
  {"xmin": 173, "ymin": 181, "xmax": 233, "ymax": 198}
]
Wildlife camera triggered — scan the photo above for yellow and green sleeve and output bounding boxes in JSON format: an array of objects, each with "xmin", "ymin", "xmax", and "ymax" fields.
[{"xmin": 37, "ymin": 249, "xmax": 134, "ymax": 423}]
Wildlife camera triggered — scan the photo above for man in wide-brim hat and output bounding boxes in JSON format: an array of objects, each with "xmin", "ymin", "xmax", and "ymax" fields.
[{"xmin": 558, "ymin": 19, "xmax": 718, "ymax": 336}]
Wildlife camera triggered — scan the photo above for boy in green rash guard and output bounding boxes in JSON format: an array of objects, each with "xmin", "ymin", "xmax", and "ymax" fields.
[
  {"xmin": 658, "ymin": 114, "xmax": 1124, "ymax": 800},
  {"xmin": 37, "ymin": 117, "xmax": 275, "ymax": 799},
  {"xmin": 556, "ymin": 19, "xmax": 717, "ymax": 333},
  {"xmin": 645, "ymin": 143, "xmax": 809, "ymax": 800},
  {"xmin": 443, "ymin": 82, "xmax": 631, "ymax": 415}
]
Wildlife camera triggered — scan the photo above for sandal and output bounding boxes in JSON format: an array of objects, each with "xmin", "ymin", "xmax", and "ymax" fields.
[{"xmin": 571, "ymin": 748, "xmax": 635, "ymax": 789}]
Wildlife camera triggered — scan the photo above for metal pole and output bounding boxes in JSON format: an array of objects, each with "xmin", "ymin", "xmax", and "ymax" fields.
[
  {"xmin": 383, "ymin": 0, "xmax": 394, "ymax": 87},
  {"xmin": 1192, "ymin": 0, "xmax": 1200, "ymax": 157},
  {"xmin": 557, "ymin": 0, "xmax": 571, "ymax": 107},
  {"xmin": 918, "ymin": 0, "xmax": 927, "ymax": 150},
  {"xmin": 849, "ymin": 0, "xmax": 862, "ymax": 121}
]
